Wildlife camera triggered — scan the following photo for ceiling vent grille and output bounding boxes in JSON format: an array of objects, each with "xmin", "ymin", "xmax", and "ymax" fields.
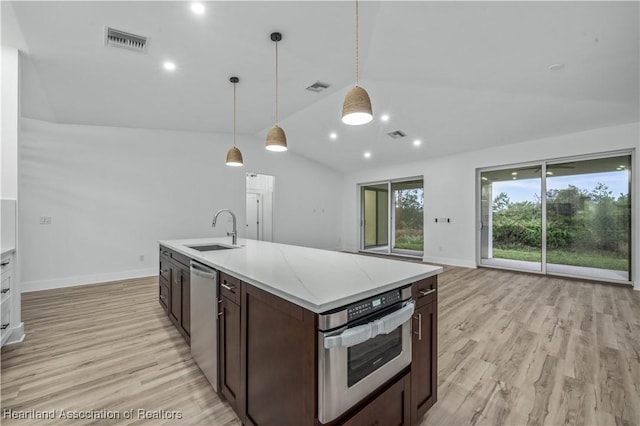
[
  {"xmin": 105, "ymin": 27, "xmax": 148, "ymax": 52},
  {"xmin": 387, "ymin": 130, "xmax": 407, "ymax": 139},
  {"xmin": 306, "ymin": 81, "xmax": 331, "ymax": 92}
]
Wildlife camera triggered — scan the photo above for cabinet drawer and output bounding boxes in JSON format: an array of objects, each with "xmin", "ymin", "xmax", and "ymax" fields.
[
  {"xmin": 0, "ymin": 255, "xmax": 13, "ymax": 274},
  {"xmin": 158, "ymin": 246, "xmax": 190, "ymax": 268},
  {"xmin": 219, "ymin": 272, "xmax": 241, "ymax": 304},
  {"xmin": 344, "ymin": 372, "xmax": 410, "ymax": 426},
  {"xmin": 0, "ymin": 273, "xmax": 10, "ymax": 303},
  {"xmin": 1, "ymin": 301, "xmax": 11, "ymax": 339},
  {"xmin": 412, "ymin": 276, "xmax": 437, "ymax": 307},
  {"xmin": 159, "ymin": 279, "xmax": 169, "ymax": 312},
  {"xmin": 159, "ymin": 254, "xmax": 171, "ymax": 282}
]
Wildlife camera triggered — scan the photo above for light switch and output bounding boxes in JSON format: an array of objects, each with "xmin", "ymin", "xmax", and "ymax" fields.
[{"xmin": 39, "ymin": 216, "xmax": 52, "ymax": 225}]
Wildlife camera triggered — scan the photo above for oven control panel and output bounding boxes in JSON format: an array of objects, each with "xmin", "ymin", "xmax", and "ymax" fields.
[{"xmin": 347, "ymin": 288, "xmax": 403, "ymax": 322}]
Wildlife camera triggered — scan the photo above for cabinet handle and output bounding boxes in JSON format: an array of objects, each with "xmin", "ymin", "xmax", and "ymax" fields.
[
  {"xmin": 0, "ymin": 288, "xmax": 9, "ymax": 294},
  {"xmin": 221, "ymin": 283, "xmax": 235, "ymax": 292},
  {"xmin": 1, "ymin": 323, "xmax": 9, "ymax": 330},
  {"xmin": 0, "ymin": 260, "xmax": 9, "ymax": 267},
  {"xmin": 413, "ymin": 314, "xmax": 422, "ymax": 341},
  {"xmin": 419, "ymin": 288, "xmax": 436, "ymax": 297}
]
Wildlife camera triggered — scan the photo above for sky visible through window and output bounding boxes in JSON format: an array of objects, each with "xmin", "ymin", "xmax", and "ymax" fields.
[{"xmin": 493, "ymin": 171, "xmax": 629, "ymax": 203}]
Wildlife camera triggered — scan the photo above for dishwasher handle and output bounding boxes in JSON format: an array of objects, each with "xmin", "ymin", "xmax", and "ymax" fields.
[{"xmin": 190, "ymin": 261, "xmax": 217, "ymax": 280}]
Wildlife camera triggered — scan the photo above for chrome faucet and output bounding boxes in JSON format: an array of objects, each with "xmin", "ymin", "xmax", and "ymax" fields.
[{"xmin": 212, "ymin": 209, "xmax": 237, "ymax": 245}]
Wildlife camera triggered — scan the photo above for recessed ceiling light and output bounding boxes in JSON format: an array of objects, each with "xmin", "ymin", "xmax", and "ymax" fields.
[
  {"xmin": 512, "ymin": 177, "xmax": 517, "ymax": 180},
  {"xmin": 616, "ymin": 167, "xmax": 623, "ymax": 171},
  {"xmin": 163, "ymin": 61, "xmax": 176, "ymax": 71},
  {"xmin": 191, "ymin": 2, "xmax": 205, "ymax": 15},
  {"xmin": 364, "ymin": 151, "xmax": 372, "ymax": 159},
  {"xmin": 511, "ymin": 172, "xmax": 518, "ymax": 176},
  {"xmin": 546, "ymin": 171, "xmax": 553, "ymax": 176},
  {"xmin": 329, "ymin": 132, "xmax": 338, "ymax": 140},
  {"xmin": 481, "ymin": 177, "xmax": 488, "ymax": 181},
  {"xmin": 381, "ymin": 114, "xmax": 390, "ymax": 122},
  {"xmin": 413, "ymin": 139, "xmax": 421, "ymax": 147},
  {"xmin": 619, "ymin": 165, "xmax": 626, "ymax": 168},
  {"xmin": 548, "ymin": 63, "xmax": 565, "ymax": 71}
]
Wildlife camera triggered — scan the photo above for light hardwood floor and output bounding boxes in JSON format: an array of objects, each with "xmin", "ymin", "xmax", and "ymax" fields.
[{"xmin": 2, "ymin": 268, "xmax": 639, "ymax": 425}]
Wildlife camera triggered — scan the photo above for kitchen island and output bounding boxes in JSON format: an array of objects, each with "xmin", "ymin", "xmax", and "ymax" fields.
[{"xmin": 159, "ymin": 237, "xmax": 442, "ymax": 425}]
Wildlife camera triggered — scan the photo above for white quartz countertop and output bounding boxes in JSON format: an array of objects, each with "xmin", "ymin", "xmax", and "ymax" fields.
[{"xmin": 159, "ymin": 237, "xmax": 442, "ymax": 314}]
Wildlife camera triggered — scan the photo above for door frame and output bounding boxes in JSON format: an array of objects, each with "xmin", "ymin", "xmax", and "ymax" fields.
[{"xmin": 358, "ymin": 176, "xmax": 425, "ymax": 257}]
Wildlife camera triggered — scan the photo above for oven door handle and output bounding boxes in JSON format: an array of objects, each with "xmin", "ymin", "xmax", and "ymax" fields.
[{"xmin": 323, "ymin": 300, "xmax": 415, "ymax": 349}]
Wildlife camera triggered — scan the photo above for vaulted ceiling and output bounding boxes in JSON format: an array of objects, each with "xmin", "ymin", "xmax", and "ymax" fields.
[{"xmin": 5, "ymin": 1, "xmax": 639, "ymax": 171}]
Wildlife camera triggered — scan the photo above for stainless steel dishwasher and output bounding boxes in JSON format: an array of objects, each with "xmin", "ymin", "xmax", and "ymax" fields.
[{"xmin": 190, "ymin": 261, "xmax": 218, "ymax": 391}]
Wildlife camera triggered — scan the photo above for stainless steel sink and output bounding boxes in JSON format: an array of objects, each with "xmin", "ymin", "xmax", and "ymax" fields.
[{"xmin": 187, "ymin": 244, "xmax": 238, "ymax": 252}]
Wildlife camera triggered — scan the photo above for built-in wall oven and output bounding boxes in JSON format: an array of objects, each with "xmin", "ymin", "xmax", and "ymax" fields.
[{"xmin": 317, "ymin": 286, "xmax": 414, "ymax": 424}]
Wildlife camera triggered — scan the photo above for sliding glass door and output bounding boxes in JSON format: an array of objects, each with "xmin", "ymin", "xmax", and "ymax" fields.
[
  {"xmin": 545, "ymin": 156, "xmax": 631, "ymax": 281},
  {"xmin": 361, "ymin": 178, "xmax": 424, "ymax": 256},
  {"xmin": 480, "ymin": 165, "xmax": 543, "ymax": 273},
  {"xmin": 478, "ymin": 153, "xmax": 632, "ymax": 283}
]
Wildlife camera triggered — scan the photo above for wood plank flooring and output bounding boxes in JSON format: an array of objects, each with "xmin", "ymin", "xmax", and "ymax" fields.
[{"xmin": 1, "ymin": 268, "xmax": 639, "ymax": 425}]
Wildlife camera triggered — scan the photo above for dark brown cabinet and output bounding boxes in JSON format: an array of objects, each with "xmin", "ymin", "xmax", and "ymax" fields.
[
  {"xmin": 219, "ymin": 275, "xmax": 242, "ymax": 414},
  {"xmin": 158, "ymin": 244, "xmax": 439, "ymax": 425},
  {"xmin": 159, "ymin": 245, "xmax": 190, "ymax": 344},
  {"xmin": 343, "ymin": 373, "xmax": 410, "ymax": 426},
  {"xmin": 159, "ymin": 250, "xmax": 171, "ymax": 313},
  {"xmin": 411, "ymin": 277, "xmax": 438, "ymax": 424},
  {"xmin": 170, "ymin": 262, "xmax": 191, "ymax": 341}
]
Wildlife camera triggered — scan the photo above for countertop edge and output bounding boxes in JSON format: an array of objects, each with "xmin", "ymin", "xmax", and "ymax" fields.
[
  {"xmin": 1, "ymin": 248, "xmax": 16, "ymax": 258},
  {"xmin": 160, "ymin": 239, "xmax": 443, "ymax": 314}
]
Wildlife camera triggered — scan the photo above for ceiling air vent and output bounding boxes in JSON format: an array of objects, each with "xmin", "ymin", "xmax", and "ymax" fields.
[
  {"xmin": 306, "ymin": 81, "xmax": 331, "ymax": 92},
  {"xmin": 105, "ymin": 27, "xmax": 148, "ymax": 52},
  {"xmin": 387, "ymin": 130, "xmax": 407, "ymax": 139}
]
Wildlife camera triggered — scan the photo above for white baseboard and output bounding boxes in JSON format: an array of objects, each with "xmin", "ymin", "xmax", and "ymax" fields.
[
  {"xmin": 21, "ymin": 268, "xmax": 157, "ymax": 293},
  {"xmin": 422, "ymin": 256, "xmax": 477, "ymax": 269},
  {"xmin": 635, "ymin": 280, "xmax": 639, "ymax": 291},
  {"xmin": 5, "ymin": 322, "xmax": 24, "ymax": 345}
]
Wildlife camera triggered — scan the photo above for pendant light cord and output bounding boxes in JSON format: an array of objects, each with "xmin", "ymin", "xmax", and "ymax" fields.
[
  {"xmin": 275, "ymin": 40, "xmax": 279, "ymax": 124},
  {"xmin": 233, "ymin": 81, "xmax": 237, "ymax": 147},
  {"xmin": 355, "ymin": 0, "xmax": 359, "ymax": 86}
]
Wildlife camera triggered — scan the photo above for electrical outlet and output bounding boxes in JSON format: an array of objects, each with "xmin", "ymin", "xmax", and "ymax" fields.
[{"xmin": 39, "ymin": 216, "xmax": 52, "ymax": 225}]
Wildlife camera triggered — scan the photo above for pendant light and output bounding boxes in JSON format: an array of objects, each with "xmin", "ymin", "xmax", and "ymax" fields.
[
  {"xmin": 266, "ymin": 32, "xmax": 288, "ymax": 152},
  {"xmin": 225, "ymin": 77, "xmax": 244, "ymax": 167},
  {"xmin": 342, "ymin": 0, "xmax": 372, "ymax": 125}
]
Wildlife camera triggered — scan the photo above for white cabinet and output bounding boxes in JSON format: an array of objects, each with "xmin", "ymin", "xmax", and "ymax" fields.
[{"xmin": 1, "ymin": 252, "xmax": 15, "ymax": 346}]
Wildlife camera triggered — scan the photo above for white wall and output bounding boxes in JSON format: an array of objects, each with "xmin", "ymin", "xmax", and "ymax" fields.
[
  {"xmin": 1, "ymin": 46, "xmax": 19, "ymax": 199},
  {"xmin": 341, "ymin": 123, "xmax": 640, "ymax": 289},
  {"xmin": 20, "ymin": 118, "xmax": 343, "ymax": 291}
]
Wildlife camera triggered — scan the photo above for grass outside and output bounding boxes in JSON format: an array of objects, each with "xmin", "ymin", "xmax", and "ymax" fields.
[
  {"xmin": 492, "ymin": 247, "xmax": 628, "ymax": 271},
  {"xmin": 395, "ymin": 234, "xmax": 424, "ymax": 251}
]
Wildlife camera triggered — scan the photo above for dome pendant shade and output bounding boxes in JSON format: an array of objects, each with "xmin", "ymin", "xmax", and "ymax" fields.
[
  {"xmin": 266, "ymin": 125, "xmax": 288, "ymax": 152},
  {"xmin": 341, "ymin": 86, "xmax": 373, "ymax": 125},
  {"xmin": 225, "ymin": 146, "xmax": 244, "ymax": 166}
]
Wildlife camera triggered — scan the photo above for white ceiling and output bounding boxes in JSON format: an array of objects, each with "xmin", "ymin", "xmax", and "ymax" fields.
[{"xmin": 5, "ymin": 1, "xmax": 639, "ymax": 172}]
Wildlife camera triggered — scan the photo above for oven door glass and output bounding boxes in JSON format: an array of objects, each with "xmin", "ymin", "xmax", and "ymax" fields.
[{"xmin": 347, "ymin": 326, "xmax": 402, "ymax": 387}]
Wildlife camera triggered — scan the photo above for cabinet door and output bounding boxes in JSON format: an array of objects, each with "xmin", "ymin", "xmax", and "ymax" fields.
[
  {"xmin": 220, "ymin": 297, "xmax": 241, "ymax": 412},
  {"xmin": 411, "ymin": 301, "xmax": 437, "ymax": 424},
  {"xmin": 170, "ymin": 265, "xmax": 182, "ymax": 326},
  {"xmin": 159, "ymin": 278, "xmax": 169, "ymax": 313},
  {"xmin": 180, "ymin": 267, "xmax": 191, "ymax": 337}
]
